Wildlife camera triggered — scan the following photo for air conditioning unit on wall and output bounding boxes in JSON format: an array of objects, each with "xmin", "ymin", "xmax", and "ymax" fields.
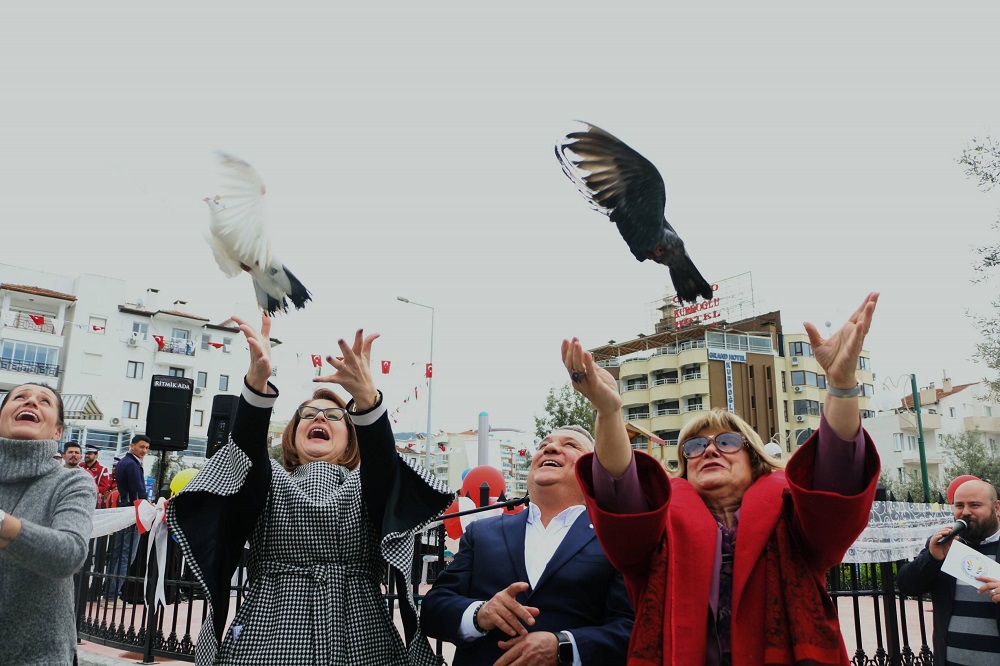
[
  {"xmin": 111, "ymin": 417, "xmax": 121, "ymax": 426},
  {"xmin": 194, "ymin": 386, "xmax": 205, "ymax": 396},
  {"xmin": 795, "ymin": 415, "xmax": 805, "ymax": 423},
  {"xmin": 793, "ymin": 386, "xmax": 803, "ymax": 393},
  {"xmin": 791, "ymin": 356, "xmax": 799, "ymax": 366},
  {"xmin": 127, "ymin": 336, "xmax": 138, "ymax": 347}
]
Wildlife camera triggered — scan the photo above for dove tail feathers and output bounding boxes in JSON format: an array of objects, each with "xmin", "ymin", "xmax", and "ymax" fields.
[
  {"xmin": 252, "ymin": 264, "xmax": 312, "ymax": 316},
  {"xmin": 668, "ymin": 258, "xmax": 714, "ymax": 306}
]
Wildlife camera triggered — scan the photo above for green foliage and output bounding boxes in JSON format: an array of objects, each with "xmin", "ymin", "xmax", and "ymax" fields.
[
  {"xmin": 534, "ymin": 384, "xmax": 595, "ymax": 442},
  {"xmin": 959, "ymin": 137, "xmax": 1000, "ymax": 400},
  {"xmin": 268, "ymin": 443, "xmax": 284, "ymax": 466},
  {"xmin": 879, "ymin": 469, "xmax": 943, "ymax": 503},
  {"xmin": 940, "ymin": 429, "xmax": 1000, "ymax": 486},
  {"xmin": 149, "ymin": 452, "xmax": 202, "ymax": 496}
]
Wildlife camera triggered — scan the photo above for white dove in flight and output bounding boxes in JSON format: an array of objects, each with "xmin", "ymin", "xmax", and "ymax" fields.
[{"xmin": 203, "ymin": 152, "xmax": 311, "ymax": 315}]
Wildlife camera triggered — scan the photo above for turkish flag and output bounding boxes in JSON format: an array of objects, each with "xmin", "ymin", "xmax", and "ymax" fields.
[
  {"xmin": 152, "ymin": 334, "xmax": 165, "ymax": 350},
  {"xmin": 425, "ymin": 363, "xmax": 433, "ymax": 378},
  {"xmin": 208, "ymin": 342, "xmax": 224, "ymax": 349},
  {"xmin": 29, "ymin": 315, "xmax": 45, "ymax": 326},
  {"xmin": 92, "ymin": 325, "xmax": 105, "ymax": 332},
  {"xmin": 311, "ymin": 355, "xmax": 322, "ymax": 368},
  {"xmin": 381, "ymin": 360, "xmax": 391, "ymax": 374}
]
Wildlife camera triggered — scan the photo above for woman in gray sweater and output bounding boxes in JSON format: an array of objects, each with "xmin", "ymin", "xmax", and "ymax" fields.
[{"xmin": 0, "ymin": 383, "xmax": 97, "ymax": 665}]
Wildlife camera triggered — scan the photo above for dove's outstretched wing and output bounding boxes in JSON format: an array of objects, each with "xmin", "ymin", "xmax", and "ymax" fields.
[
  {"xmin": 208, "ymin": 152, "xmax": 271, "ymax": 272},
  {"xmin": 556, "ymin": 122, "xmax": 713, "ymax": 304}
]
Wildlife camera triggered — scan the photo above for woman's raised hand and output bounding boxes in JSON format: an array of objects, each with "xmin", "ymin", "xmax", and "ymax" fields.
[
  {"xmin": 561, "ymin": 337, "xmax": 621, "ymax": 415},
  {"xmin": 804, "ymin": 293, "xmax": 879, "ymax": 390},
  {"xmin": 232, "ymin": 314, "xmax": 273, "ymax": 394},
  {"xmin": 314, "ymin": 329, "xmax": 381, "ymax": 411}
]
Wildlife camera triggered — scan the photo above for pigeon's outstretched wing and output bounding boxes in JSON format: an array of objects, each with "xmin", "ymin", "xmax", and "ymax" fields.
[
  {"xmin": 556, "ymin": 123, "xmax": 713, "ymax": 305},
  {"xmin": 204, "ymin": 153, "xmax": 311, "ymax": 315}
]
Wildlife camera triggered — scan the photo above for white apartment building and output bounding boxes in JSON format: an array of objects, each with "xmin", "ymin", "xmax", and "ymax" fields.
[
  {"xmin": 863, "ymin": 378, "xmax": 1000, "ymax": 487},
  {"xmin": 0, "ymin": 264, "xmax": 254, "ymax": 461}
]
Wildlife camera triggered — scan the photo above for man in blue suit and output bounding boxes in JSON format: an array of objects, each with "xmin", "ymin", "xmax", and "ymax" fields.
[{"xmin": 422, "ymin": 426, "xmax": 633, "ymax": 665}]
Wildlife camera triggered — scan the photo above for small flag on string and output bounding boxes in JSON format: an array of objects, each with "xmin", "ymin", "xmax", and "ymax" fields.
[
  {"xmin": 311, "ymin": 355, "xmax": 322, "ymax": 368},
  {"xmin": 29, "ymin": 315, "xmax": 45, "ymax": 326},
  {"xmin": 381, "ymin": 360, "xmax": 391, "ymax": 374},
  {"xmin": 92, "ymin": 324, "xmax": 105, "ymax": 332},
  {"xmin": 438, "ymin": 443, "xmax": 447, "ymax": 452},
  {"xmin": 415, "ymin": 386, "xmax": 419, "ymax": 400},
  {"xmin": 152, "ymin": 334, "xmax": 165, "ymax": 350},
  {"xmin": 425, "ymin": 363, "xmax": 433, "ymax": 378},
  {"xmin": 208, "ymin": 342, "xmax": 224, "ymax": 349}
]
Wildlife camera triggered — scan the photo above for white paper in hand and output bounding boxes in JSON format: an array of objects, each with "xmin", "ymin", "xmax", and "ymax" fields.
[{"xmin": 941, "ymin": 539, "xmax": 1000, "ymax": 588}]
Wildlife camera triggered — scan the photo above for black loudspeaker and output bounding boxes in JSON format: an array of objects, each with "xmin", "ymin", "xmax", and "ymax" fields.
[
  {"xmin": 145, "ymin": 375, "xmax": 194, "ymax": 451},
  {"xmin": 206, "ymin": 394, "xmax": 239, "ymax": 458}
]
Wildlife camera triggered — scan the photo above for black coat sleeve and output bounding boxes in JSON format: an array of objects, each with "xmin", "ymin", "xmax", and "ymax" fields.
[{"xmin": 896, "ymin": 538, "xmax": 944, "ymax": 597}]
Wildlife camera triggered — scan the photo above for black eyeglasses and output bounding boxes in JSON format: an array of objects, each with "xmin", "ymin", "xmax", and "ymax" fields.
[
  {"xmin": 682, "ymin": 432, "xmax": 746, "ymax": 459},
  {"xmin": 297, "ymin": 406, "xmax": 348, "ymax": 421}
]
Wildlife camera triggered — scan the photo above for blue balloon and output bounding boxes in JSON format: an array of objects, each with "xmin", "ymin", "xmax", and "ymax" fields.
[{"xmin": 461, "ymin": 468, "xmax": 471, "ymax": 481}]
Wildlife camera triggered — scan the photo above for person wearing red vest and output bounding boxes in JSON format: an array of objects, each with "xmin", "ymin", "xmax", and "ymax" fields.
[{"xmin": 82, "ymin": 445, "xmax": 113, "ymax": 501}]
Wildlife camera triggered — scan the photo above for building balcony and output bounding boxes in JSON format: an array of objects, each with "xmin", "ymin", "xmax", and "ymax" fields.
[
  {"xmin": 680, "ymin": 377, "xmax": 710, "ymax": 397},
  {"xmin": 898, "ymin": 412, "xmax": 942, "ymax": 432},
  {"xmin": 596, "ymin": 359, "xmax": 620, "ymax": 368},
  {"xmin": 651, "ymin": 412, "xmax": 683, "ymax": 432},
  {"xmin": 625, "ymin": 412, "xmax": 650, "ymax": 422},
  {"xmin": 621, "ymin": 386, "xmax": 650, "ymax": 406},
  {"xmin": 650, "ymin": 382, "xmax": 680, "ymax": 403},
  {"xmin": 0, "ymin": 357, "xmax": 60, "ymax": 377},
  {"xmin": 900, "ymin": 450, "xmax": 944, "ymax": 465},
  {"xmin": 677, "ymin": 347, "xmax": 708, "ymax": 366},
  {"xmin": 963, "ymin": 415, "xmax": 1000, "ymax": 434},
  {"xmin": 2, "ymin": 312, "xmax": 63, "ymax": 335},
  {"xmin": 619, "ymin": 357, "xmax": 650, "ymax": 375}
]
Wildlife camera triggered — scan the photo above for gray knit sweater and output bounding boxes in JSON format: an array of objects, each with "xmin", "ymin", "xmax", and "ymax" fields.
[{"xmin": 0, "ymin": 437, "xmax": 97, "ymax": 666}]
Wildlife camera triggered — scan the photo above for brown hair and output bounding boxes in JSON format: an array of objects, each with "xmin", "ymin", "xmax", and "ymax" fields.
[
  {"xmin": 280, "ymin": 388, "xmax": 359, "ymax": 472},
  {"xmin": 676, "ymin": 408, "xmax": 783, "ymax": 480}
]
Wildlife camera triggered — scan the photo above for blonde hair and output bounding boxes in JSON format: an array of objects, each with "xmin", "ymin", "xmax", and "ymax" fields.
[{"xmin": 676, "ymin": 408, "xmax": 784, "ymax": 480}]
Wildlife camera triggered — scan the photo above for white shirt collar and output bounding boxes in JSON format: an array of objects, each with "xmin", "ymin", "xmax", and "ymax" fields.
[{"xmin": 525, "ymin": 502, "xmax": 587, "ymax": 529}]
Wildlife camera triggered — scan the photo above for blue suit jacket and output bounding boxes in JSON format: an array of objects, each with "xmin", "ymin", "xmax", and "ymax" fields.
[
  {"xmin": 421, "ymin": 509, "xmax": 633, "ymax": 665},
  {"xmin": 114, "ymin": 453, "xmax": 147, "ymax": 504}
]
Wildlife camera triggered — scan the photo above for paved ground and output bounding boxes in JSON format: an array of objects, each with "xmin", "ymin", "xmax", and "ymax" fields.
[{"xmin": 77, "ymin": 593, "xmax": 933, "ymax": 665}]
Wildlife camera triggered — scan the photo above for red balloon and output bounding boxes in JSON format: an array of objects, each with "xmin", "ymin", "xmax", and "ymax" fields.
[
  {"xmin": 461, "ymin": 466, "xmax": 507, "ymax": 507},
  {"xmin": 442, "ymin": 500, "xmax": 464, "ymax": 540},
  {"xmin": 947, "ymin": 475, "xmax": 980, "ymax": 504}
]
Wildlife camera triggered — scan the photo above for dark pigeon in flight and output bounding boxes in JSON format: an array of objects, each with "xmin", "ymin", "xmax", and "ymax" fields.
[{"xmin": 556, "ymin": 122, "xmax": 713, "ymax": 305}]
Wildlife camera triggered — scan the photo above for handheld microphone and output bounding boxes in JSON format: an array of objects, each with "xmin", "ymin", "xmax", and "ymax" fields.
[{"xmin": 936, "ymin": 519, "xmax": 968, "ymax": 545}]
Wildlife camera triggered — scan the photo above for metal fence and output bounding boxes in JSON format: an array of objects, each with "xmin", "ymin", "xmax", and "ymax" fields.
[{"xmin": 75, "ymin": 502, "xmax": 936, "ymax": 665}]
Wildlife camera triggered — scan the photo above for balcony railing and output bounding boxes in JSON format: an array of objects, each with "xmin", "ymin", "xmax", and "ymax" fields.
[
  {"xmin": 625, "ymin": 382, "xmax": 649, "ymax": 391},
  {"xmin": 682, "ymin": 372, "xmax": 703, "ymax": 381},
  {"xmin": 683, "ymin": 404, "xmax": 705, "ymax": 413},
  {"xmin": 653, "ymin": 377, "xmax": 679, "ymax": 385},
  {"xmin": 655, "ymin": 408, "xmax": 681, "ymax": 416},
  {"xmin": 625, "ymin": 413, "xmax": 650, "ymax": 421},
  {"xmin": 596, "ymin": 359, "xmax": 620, "ymax": 368},
  {"xmin": 2, "ymin": 312, "xmax": 60, "ymax": 335},
  {"xmin": 0, "ymin": 357, "xmax": 60, "ymax": 377},
  {"xmin": 160, "ymin": 338, "xmax": 196, "ymax": 356}
]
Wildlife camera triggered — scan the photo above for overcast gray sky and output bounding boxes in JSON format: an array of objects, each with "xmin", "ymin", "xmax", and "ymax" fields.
[{"xmin": 3, "ymin": 2, "xmax": 999, "ymax": 435}]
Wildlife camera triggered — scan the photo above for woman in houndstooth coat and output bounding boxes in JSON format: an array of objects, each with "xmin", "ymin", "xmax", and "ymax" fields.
[{"xmin": 167, "ymin": 316, "xmax": 452, "ymax": 665}]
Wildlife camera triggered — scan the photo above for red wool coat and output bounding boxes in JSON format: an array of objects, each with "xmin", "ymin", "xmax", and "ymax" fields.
[{"xmin": 578, "ymin": 434, "xmax": 880, "ymax": 666}]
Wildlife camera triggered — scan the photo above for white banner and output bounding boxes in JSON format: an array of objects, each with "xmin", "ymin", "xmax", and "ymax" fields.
[{"xmin": 843, "ymin": 500, "xmax": 954, "ymax": 563}]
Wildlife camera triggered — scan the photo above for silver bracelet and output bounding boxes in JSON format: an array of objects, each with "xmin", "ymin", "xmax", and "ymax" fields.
[{"xmin": 826, "ymin": 383, "xmax": 862, "ymax": 398}]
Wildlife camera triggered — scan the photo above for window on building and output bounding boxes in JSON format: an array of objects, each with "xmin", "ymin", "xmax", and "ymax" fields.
[
  {"xmin": 122, "ymin": 401, "xmax": 140, "ymax": 419},
  {"xmin": 201, "ymin": 334, "xmax": 213, "ymax": 351},
  {"xmin": 857, "ymin": 356, "xmax": 872, "ymax": 371},
  {"xmin": 783, "ymin": 400, "xmax": 789, "ymax": 422},
  {"xmin": 686, "ymin": 397, "xmax": 704, "ymax": 412},
  {"xmin": 630, "ymin": 435, "xmax": 647, "ymax": 451},
  {"xmin": 860, "ymin": 410, "xmax": 876, "ymax": 419},
  {"xmin": 949, "ymin": 407, "xmax": 956, "ymax": 418},
  {"xmin": 907, "ymin": 435, "xmax": 917, "ymax": 451},
  {"xmin": 219, "ymin": 374, "xmax": 230, "ymax": 391},
  {"xmin": 795, "ymin": 429, "xmax": 811, "ymax": 446},
  {"xmin": 791, "ymin": 371, "xmax": 805, "ymax": 385},
  {"xmin": 893, "ymin": 433, "xmax": 904, "ymax": 452},
  {"xmin": 126, "ymin": 361, "xmax": 144, "ymax": 379},
  {"xmin": 0, "ymin": 340, "xmax": 60, "ymax": 376},
  {"xmin": 132, "ymin": 321, "xmax": 148, "ymax": 338},
  {"xmin": 781, "ymin": 371, "xmax": 786, "ymax": 391},
  {"xmin": 194, "ymin": 410, "xmax": 204, "ymax": 427},
  {"xmin": 788, "ymin": 341, "xmax": 813, "ymax": 357},
  {"xmin": 171, "ymin": 328, "xmax": 190, "ymax": 340},
  {"xmin": 197, "ymin": 371, "xmax": 208, "ymax": 388},
  {"xmin": 793, "ymin": 400, "xmax": 821, "ymax": 417},
  {"xmin": 749, "ymin": 365, "xmax": 755, "ymax": 380},
  {"xmin": 626, "ymin": 378, "xmax": 647, "ymax": 391},
  {"xmin": 986, "ymin": 406, "xmax": 993, "ymax": 417},
  {"xmin": 990, "ymin": 438, "xmax": 998, "ymax": 454},
  {"xmin": 862, "ymin": 384, "xmax": 875, "ymax": 397},
  {"xmin": 89, "ymin": 316, "xmax": 107, "ymax": 334},
  {"xmin": 168, "ymin": 367, "xmax": 185, "ymax": 378},
  {"xmin": 223, "ymin": 336, "xmax": 233, "ymax": 353}
]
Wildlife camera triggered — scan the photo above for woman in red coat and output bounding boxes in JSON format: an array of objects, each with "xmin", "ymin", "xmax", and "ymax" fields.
[{"xmin": 562, "ymin": 293, "xmax": 882, "ymax": 666}]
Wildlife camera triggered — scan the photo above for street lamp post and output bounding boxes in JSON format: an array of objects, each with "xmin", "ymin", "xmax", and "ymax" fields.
[{"xmin": 397, "ymin": 297, "xmax": 434, "ymax": 472}]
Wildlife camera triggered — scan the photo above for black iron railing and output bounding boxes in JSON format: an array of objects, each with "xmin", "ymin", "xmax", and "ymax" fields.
[{"xmin": 0, "ymin": 357, "xmax": 60, "ymax": 376}]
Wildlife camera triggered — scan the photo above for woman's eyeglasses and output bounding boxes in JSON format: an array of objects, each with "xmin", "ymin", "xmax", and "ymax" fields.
[
  {"xmin": 682, "ymin": 432, "xmax": 746, "ymax": 459},
  {"xmin": 297, "ymin": 406, "xmax": 348, "ymax": 421}
]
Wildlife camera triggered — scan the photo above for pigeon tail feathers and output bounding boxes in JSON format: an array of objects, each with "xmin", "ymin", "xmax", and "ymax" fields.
[{"xmin": 667, "ymin": 257, "xmax": 714, "ymax": 305}]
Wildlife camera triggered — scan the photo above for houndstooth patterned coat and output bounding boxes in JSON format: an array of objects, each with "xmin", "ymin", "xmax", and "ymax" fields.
[{"xmin": 167, "ymin": 384, "xmax": 452, "ymax": 665}]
